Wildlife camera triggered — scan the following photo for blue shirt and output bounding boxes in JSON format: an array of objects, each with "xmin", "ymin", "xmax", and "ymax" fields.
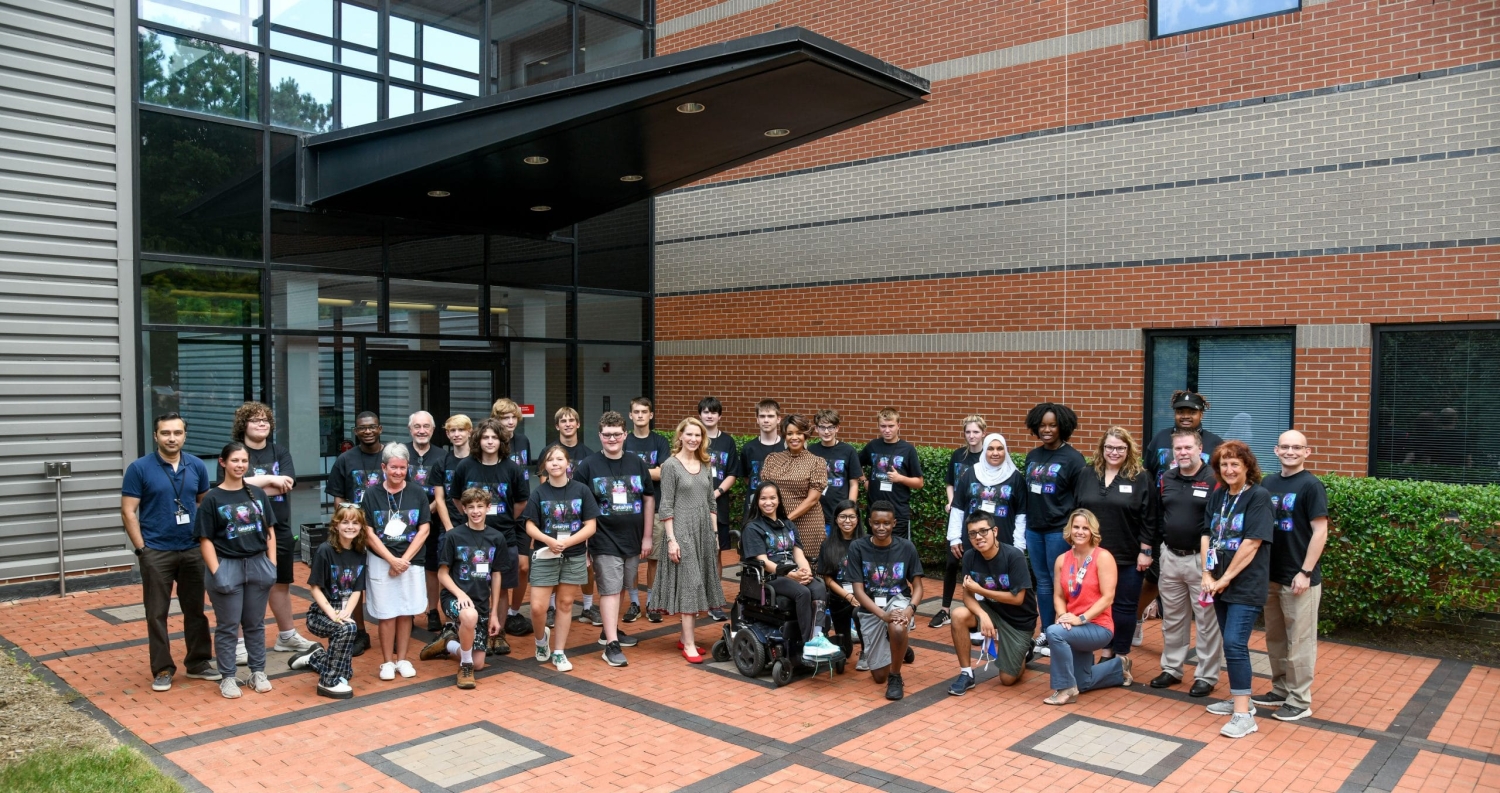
[{"xmin": 122, "ymin": 452, "xmax": 211, "ymax": 551}]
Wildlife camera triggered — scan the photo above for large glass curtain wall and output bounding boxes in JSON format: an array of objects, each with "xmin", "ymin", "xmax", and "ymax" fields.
[{"xmin": 135, "ymin": 0, "xmax": 654, "ymax": 494}]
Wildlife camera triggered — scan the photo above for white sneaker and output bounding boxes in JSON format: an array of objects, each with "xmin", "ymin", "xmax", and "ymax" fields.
[
  {"xmin": 250, "ymin": 671, "xmax": 272, "ymax": 693},
  {"xmin": 235, "ymin": 639, "xmax": 248, "ymax": 666},
  {"xmin": 273, "ymin": 632, "xmax": 319, "ymax": 653},
  {"xmin": 551, "ymin": 651, "xmax": 572, "ymax": 672},
  {"xmin": 396, "ymin": 660, "xmax": 416, "ymax": 678},
  {"xmin": 1033, "ymin": 635, "xmax": 1051, "ymax": 658},
  {"xmin": 1220, "ymin": 712, "xmax": 1258, "ymax": 738},
  {"xmin": 1132, "ymin": 621, "xmax": 1145, "ymax": 647},
  {"xmin": 317, "ymin": 677, "xmax": 353, "ymax": 699},
  {"xmin": 219, "ymin": 677, "xmax": 242, "ymax": 699},
  {"xmin": 802, "ymin": 635, "xmax": 841, "ymax": 659},
  {"xmin": 379, "ymin": 662, "xmax": 396, "ymax": 681},
  {"xmin": 1206, "ymin": 699, "xmax": 1257, "ymax": 716}
]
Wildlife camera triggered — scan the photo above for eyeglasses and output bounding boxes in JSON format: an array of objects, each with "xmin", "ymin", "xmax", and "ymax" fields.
[
  {"xmin": 836, "ymin": 514, "xmax": 858, "ymax": 521},
  {"xmin": 1276, "ymin": 444, "xmax": 1309, "ymax": 451},
  {"xmin": 600, "ymin": 432, "xmax": 626, "ymax": 439},
  {"xmin": 967, "ymin": 528, "xmax": 995, "ymax": 539},
  {"xmin": 815, "ymin": 425, "xmax": 837, "ymax": 430},
  {"xmin": 247, "ymin": 418, "xmax": 270, "ymax": 425},
  {"xmin": 1102, "ymin": 445, "xmax": 1129, "ymax": 453}
]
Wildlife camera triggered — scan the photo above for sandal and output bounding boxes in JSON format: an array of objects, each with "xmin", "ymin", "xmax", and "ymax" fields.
[
  {"xmin": 1120, "ymin": 655, "xmax": 1133, "ymax": 687},
  {"xmin": 1043, "ymin": 688, "xmax": 1078, "ymax": 706}
]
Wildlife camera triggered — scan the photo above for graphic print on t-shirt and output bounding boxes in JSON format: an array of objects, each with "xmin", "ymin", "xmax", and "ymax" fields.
[
  {"xmin": 967, "ymin": 483, "xmax": 1012, "ymax": 517},
  {"xmin": 412, "ymin": 464, "xmax": 436, "ymax": 495},
  {"xmin": 251, "ymin": 462, "xmax": 284, "ymax": 502},
  {"xmin": 863, "ymin": 561, "xmax": 907, "ymax": 598},
  {"xmin": 970, "ymin": 567, "xmax": 1011, "ymax": 592},
  {"xmin": 870, "ymin": 455, "xmax": 904, "ymax": 482},
  {"xmin": 332, "ymin": 562, "xmax": 363, "ymax": 599},
  {"xmin": 217, "ymin": 501, "xmax": 265, "ymax": 539},
  {"xmin": 590, "ymin": 476, "xmax": 645, "ymax": 515},
  {"xmin": 350, "ymin": 469, "xmax": 383, "ymax": 504},
  {"xmin": 370, "ymin": 508, "xmax": 424, "ymax": 545},
  {"xmin": 452, "ymin": 544, "xmax": 497, "ymax": 582},
  {"xmin": 631, "ymin": 449, "xmax": 661, "ymax": 467},
  {"xmin": 1211, "ymin": 512, "xmax": 1247, "ymax": 550},
  {"xmin": 465, "ymin": 481, "xmax": 510, "ymax": 511},
  {"xmin": 541, "ymin": 498, "xmax": 584, "ymax": 537},
  {"xmin": 1270, "ymin": 493, "xmax": 1298, "ymax": 532},
  {"xmin": 1027, "ymin": 462, "xmax": 1065, "ymax": 494},
  {"xmin": 709, "ymin": 449, "xmax": 731, "ymax": 484},
  {"xmin": 746, "ymin": 459, "xmax": 763, "ymax": 490},
  {"xmin": 826, "ymin": 459, "xmax": 847, "ymax": 491}
]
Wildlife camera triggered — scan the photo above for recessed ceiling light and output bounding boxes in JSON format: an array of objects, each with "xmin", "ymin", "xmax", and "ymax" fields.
[
  {"xmin": 530, "ymin": 205, "xmax": 551, "ymax": 212},
  {"xmin": 427, "ymin": 190, "xmax": 450, "ymax": 197},
  {"xmin": 764, "ymin": 128, "xmax": 790, "ymax": 137},
  {"xmin": 523, "ymin": 155, "xmax": 549, "ymax": 165},
  {"xmin": 676, "ymin": 102, "xmax": 705, "ymax": 114},
  {"xmin": 539, "ymin": 60, "xmax": 549, "ymax": 65},
  {"xmin": 620, "ymin": 174, "xmax": 643, "ymax": 182}
]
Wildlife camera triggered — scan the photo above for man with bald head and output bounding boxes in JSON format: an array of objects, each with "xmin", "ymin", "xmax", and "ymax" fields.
[{"xmin": 1254, "ymin": 429, "xmax": 1329, "ymax": 722}]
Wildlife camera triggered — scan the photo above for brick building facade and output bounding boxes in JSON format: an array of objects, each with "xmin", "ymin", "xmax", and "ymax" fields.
[{"xmin": 649, "ymin": 0, "xmax": 1499, "ymax": 477}]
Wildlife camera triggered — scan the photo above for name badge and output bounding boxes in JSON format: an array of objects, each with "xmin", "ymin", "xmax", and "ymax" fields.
[
  {"xmin": 1118, "ymin": 485, "xmax": 1133, "ymax": 494},
  {"xmin": 874, "ymin": 596, "xmax": 889, "ymax": 609},
  {"xmin": 841, "ymin": 583, "xmax": 854, "ymax": 595},
  {"xmin": 612, "ymin": 490, "xmax": 629, "ymax": 506},
  {"xmin": 384, "ymin": 517, "xmax": 406, "ymax": 538},
  {"xmin": 980, "ymin": 500, "xmax": 997, "ymax": 513},
  {"xmin": 475, "ymin": 563, "xmax": 490, "ymax": 575},
  {"xmin": 1030, "ymin": 483, "xmax": 1043, "ymax": 494},
  {"xmin": 175, "ymin": 512, "xmax": 191, "ymax": 525},
  {"xmin": 1206, "ymin": 548, "xmax": 1219, "ymax": 569},
  {"xmin": 1193, "ymin": 488, "xmax": 1209, "ymax": 498},
  {"xmin": 879, "ymin": 481, "xmax": 893, "ymax": 492},
  {"xmin": 487, "ymin": 504, "xmax": 500, "ymax": 515}
]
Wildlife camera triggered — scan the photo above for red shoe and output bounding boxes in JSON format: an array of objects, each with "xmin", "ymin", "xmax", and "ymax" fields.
[
  {"xmin": 682, "ymin": 647, "xmax": 705, "ymax": 664},
  {"xmin": 676, "ymin": 640, "xmax": 686, "ymax": 650}
]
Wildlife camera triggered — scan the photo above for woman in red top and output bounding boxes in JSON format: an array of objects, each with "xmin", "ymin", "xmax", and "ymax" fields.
[{"xmin": 1043, "ymin": 509, "xmax": 1132, "ymax": 705}]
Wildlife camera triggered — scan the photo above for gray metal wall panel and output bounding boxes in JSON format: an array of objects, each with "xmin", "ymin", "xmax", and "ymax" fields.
[{"xmin": 0, "ymin": 0, "xmax": 130, "ymax": 581}]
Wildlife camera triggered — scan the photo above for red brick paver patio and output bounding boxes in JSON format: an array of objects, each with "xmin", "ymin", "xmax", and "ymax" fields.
[{"xmin": 2, "ymin": 555, "xmax": 1495, "ymax": 792}]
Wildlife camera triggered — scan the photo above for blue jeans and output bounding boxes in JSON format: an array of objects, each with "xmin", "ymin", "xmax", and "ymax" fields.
[
  {"xmin": 1045, "ymin": 622, "xmax": 1123, "ymax": 692},
  {"xmin": 1025, "ymin": 531, "xmax": 1071, "ymax": 625},
  {"xmin": 1214, "ymin": 600, "xmax": 1262, "ymax": 696},
  {"xmin": 1110, "ymin": 563, "xmax": 1144, "ymax": 656}
]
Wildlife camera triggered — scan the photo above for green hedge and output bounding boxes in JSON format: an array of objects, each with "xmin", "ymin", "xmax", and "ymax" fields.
[{"xmin": 706, "ymin": 433, "xmax": 1500, "ymax": 630}]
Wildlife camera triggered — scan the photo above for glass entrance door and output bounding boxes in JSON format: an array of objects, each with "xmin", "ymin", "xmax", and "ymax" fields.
[{"xmin": 363, "ymin": 351, "xmax": 507, "ymax": 445}]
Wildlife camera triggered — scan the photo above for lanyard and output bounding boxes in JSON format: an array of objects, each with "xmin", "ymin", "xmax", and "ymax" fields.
[
  {"xmin": 381, "ymin": 484, "xmax": 405, "ymax": 519},
  {"xmin": 159, "ymin": 455, "xmax": 188, "ymax": 512},
  {"xmin": 1214, "ymin": 488, "xmax": 1245, "ymax": 548},
  {"xmin": 1068, "ymin": 550, "xmax": 1094, "ymax": 598}
]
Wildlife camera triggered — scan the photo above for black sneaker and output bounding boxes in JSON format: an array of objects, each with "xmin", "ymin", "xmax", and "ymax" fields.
[
  {"xmin": 708, "ymin": 607, "xmax": 728, "ymax": 622},
  {"xmin": 647, "ymin": 608, "xmax": 664, "ymax": 624},
  {"xmin": 546, "ymin": 606, "xmax": 556, "ymax": 629},
  {"xmin": 352, "ymin": 632, "xmax": 371, "ymax": 657},
  {"xmin": 597, "ymin": 630, "xmax": 639, "ymax": 647},
  {"xmin": 1251, "ymin": 691, "xmax": 1287, "ymax": 707},
  {"xmin": 928, "ymin": 609, "xmax": 950, "ymax": 629},
  {"xmin": 603, "ymin": 641, "xmax": 628, "ymax": 667},
  {"xmin": 426, "ymin": 610, "xmax": 442, "ymax": 633},
  {"xmin": 577, "ymin": 605, "xmax": 601, "ymax": 625},
  {"xmin": 885, "ymin": 672, "xmax": 905, "ymax": 701},
  {"xmin": 947, "ymin": 671, "xmax": 976, "ymax": 696},
  {"xmin": 904, "ymin": 646, "xmax": 915, "ymax": 664},
  {"xmin": 623, "ymin": 603, "xmax": 641, "ymax": 623},
  {"xmin": 505, "ymin": 613, "xmax": 533, "ymax": 636},
  {"xmin": 1273, "ymin": 704, "xmax": 1311, "ymax": 721}
]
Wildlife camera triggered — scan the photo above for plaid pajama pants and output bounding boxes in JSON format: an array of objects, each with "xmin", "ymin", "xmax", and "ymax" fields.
[{"xmin": 305, "ymin": 602, "xmax": 360, "ymax": 688}]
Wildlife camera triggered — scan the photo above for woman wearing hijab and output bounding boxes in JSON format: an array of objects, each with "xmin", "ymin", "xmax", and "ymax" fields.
[{"xmin": 935, "ymin": 433, "xmax": 1029, "ymax": 638}]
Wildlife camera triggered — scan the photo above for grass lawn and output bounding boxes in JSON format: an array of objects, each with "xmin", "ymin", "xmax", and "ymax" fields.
[{"xmin": 0, "ymin": 746, "xmax": 183, "ymax": 793}]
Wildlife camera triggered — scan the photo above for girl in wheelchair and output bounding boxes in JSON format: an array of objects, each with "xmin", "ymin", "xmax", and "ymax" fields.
[{"xmin": 742, "ymin": 482, "xmax": 842, "ymax": 661}]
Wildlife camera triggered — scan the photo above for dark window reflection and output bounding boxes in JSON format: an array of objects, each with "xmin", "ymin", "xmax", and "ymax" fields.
[
  {"xmin": 140, "ymin": 110, "xmax": 263, "ymax": 260},
  {"xmin": 490, "ymin": 0, "xmax": 572, "ymax": 91},
  {"xmin": 142, "ymin": 260, "xmax": 262, "ymax": 327},
  {"xmin": 1375, "ymin": 328, "xmax": 1500, "ymax": 485},
  {"xmin": 576, "ymin": 200, "xmax": 649, "ymax": 292},
  {"xmin": 578, "ymin": 9, "xmax": 644, "ymax": 74},
  {"xmin": 143, "ymin": 331, "xmax": 262, "ymax": 459},
  {"xmin": 271, "ymin": 208, "xmax": 384, "ymax": 271},
  {"xmin": 270, "ymin": 133, "xmax": 297, "ymax": 203},
  {"xmin": 389, "ymin": 229, "xmax": 485, "ymax": 281},
  {"xmin": 581, "ymin": 0, "xmax": 643, "ymax": 20},
  {"xmin": 488, "ymin": 233, "xmax": 573, "ymax": 287},
  {"xmin": 139, "ymin": 28, "xmax": 260, "ymax": 121}
]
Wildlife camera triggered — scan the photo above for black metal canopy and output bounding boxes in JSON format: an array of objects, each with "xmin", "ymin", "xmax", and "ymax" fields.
[{"xmin": 301, "ymin": 27, "xmax": 928, "ymax": 236}]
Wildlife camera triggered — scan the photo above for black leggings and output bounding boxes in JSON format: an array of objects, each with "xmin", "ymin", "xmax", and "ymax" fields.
[
  {"xmin": 829, "ymin": 594, "xmax": 857, "ymax": 656},
  {"xmin": 942, "ymin": 550, "xmax": 963, "ymax": 607},
  {"xmin": 767, "ymin": 576, "xmax": 828, "ymax": 643}
]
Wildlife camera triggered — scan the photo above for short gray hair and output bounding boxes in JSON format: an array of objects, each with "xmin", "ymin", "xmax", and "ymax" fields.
[
  {"xmin": 408, "ymin": 410, "xmax": 434, "ymax": 427},
  {"xmin": 381, "ymin": 442, "xmax": 410, "ymax": 464}
]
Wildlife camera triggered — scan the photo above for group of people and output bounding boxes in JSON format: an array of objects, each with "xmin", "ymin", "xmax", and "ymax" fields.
[{"xmin": 120, "ymin": 390, "xmax": 1327, "ymax": 739}]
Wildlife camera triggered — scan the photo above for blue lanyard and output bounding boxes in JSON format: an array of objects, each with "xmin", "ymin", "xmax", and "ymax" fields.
[{"xmin": 1214, "ymin": 488, "xmax": 1244, "ymax": 548}]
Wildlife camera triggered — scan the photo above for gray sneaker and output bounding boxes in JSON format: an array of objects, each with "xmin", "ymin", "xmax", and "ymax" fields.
[
  {"xmin": 597, "ymin": 630, "xmax": 639, "ymax": 647},
  {"xmin": 603, "ymin": 641, "xmax": 628, "ymax": 667},
  {"xmin": 1206, "ymin": 699, "xmax": 1257, "ymax": 716},
  {"xmin": 1220, "ymin": 712, "xmax": 1258, "ymax": 738},
  {"xmin": 577, "ymin": 605, "xmax": 602, "ymax": 625},
  {"xmin": 152, "ymin": 672, "xmax": 172, "ymax": 692},
  {"xmin": 855, "ymin": 654, "xmax": 870, "ymax": 672},
  {"xmin": 1273, "ymin": 704, "xmax": 1311, "ymax": 722},
  {"xmin": 249, "ymin": 671, "xmax": 273, "ymax": 693},
  {"xmin": 219, "ymin": 677, "xmax": 242, "ymax": 699},
  {"xmin": 184, "ymin": 666, "xmax": 222, "ymax": 681}
]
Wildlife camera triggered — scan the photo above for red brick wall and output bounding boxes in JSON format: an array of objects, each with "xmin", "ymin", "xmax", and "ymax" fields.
[{"xmin": 1295, "ymin": 347, "xmax": 1372, "ymax": 475}]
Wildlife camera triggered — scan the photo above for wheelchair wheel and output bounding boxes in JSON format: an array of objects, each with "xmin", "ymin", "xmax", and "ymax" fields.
[
  {"xmin": 732, "ymin": 629, "xmax": 766, "ymax": 678},
  {"xmin": 711, "ymin": 639, "xmax": 730, "ymax": 663},
  {"xmin": 834, "ymin": 659, "xmax": 846, "ymax": 675},
  {"xmin": 771, "ymin": 659, "xmax": 794, "ymax": 687}
]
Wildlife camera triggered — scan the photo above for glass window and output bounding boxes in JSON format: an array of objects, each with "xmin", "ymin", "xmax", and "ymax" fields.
[
  {"xmin": 270, "ymin": 59, "xmax": 334, "ymax": 132},
  {"xmin": 489, "ymin": 233, "xmax": 573, "ymax": 287},
  {"xmin": 423, "ymin": 92, "xmax": 461, "ymax": 110},
  {"xmin": 1148, "ymin": 331, "xmax": 1294, "ymax": 458},
  {"xmin": 270, "ymin": 133, "xmax": 297, "ymax": 203},
  {"xmin": 490, "ymin": 0, "xmax": 572, "ymax": 92},
  {"xmin": 391, "ymin": 0, "xmax": 482, "ymax": 95},
  {"xmin": 143, "ymin": 331, "xmax": 262, "ymax": 460},
  {"xmin": 389, "ymin": 15, "xmax": 417, "ymax": 57},
  {"xmin": 140, "ymin": 111, "xmax": 263, "ymax": 260},
  {"xmin": 339, "ymin": 48, "xmax": 378, "ymax": 72},
  {"xmin": 490, "ymin": 286, "xmax": 567, "ymax": 338},
  {"xmin": 388, "ymin": 232, "xmax": 484, "ymax": 281},
  {"xmin": 271, "ymin": 208, "xmax": 384, "ymax": 271},
  {"xmin": 139, "ymin": 28, "xmax": 259, "ymax": 121},
  {"xmin": 578, "ymin": 10, "xmax": 644, "ymax": 74},
  {"xmin": 341, "ymin": 73, "xmax": 379, "ymax": 127},
  {"xmin": 1153, "ymin": 0, "xmax": 1299, "ymax": 37},
  {"xmin": 581, "ymin": 0, "xmax": 643, "ymax": 20},
  {"xmin": 139, "ymin": 0, "xmax": 262, "ymax": 44},
  {"xmin": 422, "ymin": 68, "xmax": 479, "ymax": 95},
  {"xmin": 388, "ymin": 279, "xmax": 482, "ymax": 335},
  {"xmin": 270, "ymin": 0, "xmax": 333, "ymax": 37},
  {"xmin": 271, "ymin": 31, "xmax": 334, "ymax": 62},
  {"xmin": 1374, "ymin": 325, "xmax": 1500, "ymax": 484},
  {"xmin": 577, "ymin": 200, "xmax": 649, "ymax": 291},
  {"xmin": 579, "ymin": 344, "xmax": 643, "ymax": 423},
  {"xmin": 389, "ymin": 85, "xmax": 415, "ymax": 117},
  {"xmin": 272, "ymin": 335, "xmax": 355, "ymax": 482},
  {"xmin": 341, "ymin": 1, "xmax": 378, "ymax": 46},
  {"xmin": 142, "ymin": 261, "xmax": 262, "ymax": 327},
  {"xmin": 270, "ymin": 270, "xmax": 379, "ymax": 330},
  {"xmin": 577, "ymin": 293, "xmax": 643, "ymax": 341},
  {"xmin": 509, "ymin": 341, "xmax": 567, "ymax": 456},
  {"xmin": 423, "ymin": 24, "xmax": 480, "ymax": 74},
  {"xmin": 390, "ymin": 60, "xmax": 416, "ymax": 81}
]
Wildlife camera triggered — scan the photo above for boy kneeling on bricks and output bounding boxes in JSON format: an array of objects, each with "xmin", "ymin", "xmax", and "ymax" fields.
[
  {"xmin": 946, "ymin": 512, "xmax": 1038, "ymax": 696},
  {"xmin": 290, "ymin": 505, "xmax": 368, "ymax": 698},
  {"xmin": 420, "ymin": 487, "xmax": 508, "ymax": 689}
]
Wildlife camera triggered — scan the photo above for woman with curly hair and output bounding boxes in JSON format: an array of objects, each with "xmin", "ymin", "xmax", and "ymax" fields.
[
  {"xmin": 647, "ymin": 417, "xmax": 725, "ymax": 663},
  {"xmin": 1021, "ymin": 401, "xmax": 1087, "ymax": 656}
]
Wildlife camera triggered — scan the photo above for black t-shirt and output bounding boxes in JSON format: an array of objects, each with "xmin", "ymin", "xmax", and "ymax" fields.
[
  {"xmin": 558, "ymin": 440, "xmax": 595, "ymax": 477},
  {"xmin": 951, "ymin": 469, "xmax": 1027, "ymax": 549},
  {"xmin": 327, "ymin": 447, "xmax": 384, "ymax": 506},
  {"xmin": 442, "ymin": 451, "xmax": 472, "ymax": 529},
  {"xmin": 307, "ymin": 542, "xmax": 366, "ymax": 616},
  {"xmin": 1022, "ymin": 443, "xmax": 1087, "ymax": 533},
  {"xmin": 739, "ymin": 437, "xmax": 786, "ymax": 514},
  {"xmin": 1144, "ymin": 427, "xmax": 1225, "ymax": 484},
  {"xmin": 1202, "ymin": 485, "xmax": 1276, "ymax": 606},
  {"xmin": 961, "ymin": 545, "xmax": 1038, "ymax": 633},
  {"xmin": 859, "ymin": 438, "xmax": 924, "ymax": 521},
  {"xmin": 843, "ymin": 536, "xmax": 924, "ymax": 611},
  {"xmin": 742, "ymin": 516, "xmax": 801, "ymax": 565},
  {"xmin": 193, "ymin": 485, "xmax": 272, "ymax": 559},
  {"xmin": 508, "ymin": 433, "xmax": 532, "ymax": 481},
  {"xmin": 217, "ymin": 443, "xmax": 295, "ymax": 530},
  {"xmin": 1263, "ymin": 470, "xmax": 1329, "ymax": 587},
  {"xmin": 521, "ymin": 479, "xmax": 600, "ymax": 559},
  {"xmin": 573, "ymin": 452, "xmax": 652, "ymax": 557},
  {"xmin": 808, "ymin": 441, "xmax": 862, "ymax": 526},
  {"xmin": 817, "ymin": 537, "xmax": 857, "ymax": 584},
  {"xmin": 408, "ymin": 444, "xmax": 450, "ymax": 503},
  {"xmin": 438, "ymin": 525, "xmax": 507, "ymax": 611},
  {"xmin": 946, "ymin": 447, "xmax": 983, "ymax": 488},
  {"xmin": 625, "ymin": 431, "xmax": 673, "ymax": 498},
  {"xmin": 452, "ymin": 457, "xmax": 530, "ymax": 546},
  {"xmin": 1154, "ymin": 463, "xmax": 1218, "ymax": 551},
  {"xmin": 706, "ymin": 432, "xmax": 743, "ymax": 525},
  {"xmin": 360, "ymin": 481, "xmax": 433, "ymax": 562},
  {"xmin": 1075, "ymin": 468, "xmax": 1158, "ymax": 562}
]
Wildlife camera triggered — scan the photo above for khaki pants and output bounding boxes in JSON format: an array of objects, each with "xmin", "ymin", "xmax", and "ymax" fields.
[
  {"xmin": 1157, "ymin": 545, "xmax": 1223, "ymax": 684},
  {"xmin": 1264, "ymin": 582, "xmax": 1321, "ymax": 709}
]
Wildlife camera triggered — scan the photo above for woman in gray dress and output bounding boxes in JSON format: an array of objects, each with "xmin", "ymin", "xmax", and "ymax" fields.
[{"xmin": 649, "ymin": 416, "xmax": 725, "ymax": 663}]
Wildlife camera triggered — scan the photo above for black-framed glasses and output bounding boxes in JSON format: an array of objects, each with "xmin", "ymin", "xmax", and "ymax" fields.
[
  {"xmin": 836, "ymin": 513, "xmax": 858, "ymax": 521},
  {"xmin": 967, "ymin": 528, "xmax": 995, "ymax": 539}
]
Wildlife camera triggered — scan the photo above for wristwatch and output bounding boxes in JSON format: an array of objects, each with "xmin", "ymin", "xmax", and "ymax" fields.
[
  {"xmin": 1140, "ymin": 546, "xmax": 1154, "ymax": 558},
  {"xmin": 1299, "ymin": 568, "xmax": 1314, "ymax": 577},
  {"xmin": 134, "ymin": 546, "xmax": 144, "ymax": 557},
  {"xmin": 1078, "ymin": 614, "xmax": 1089, "ymax": 624}
]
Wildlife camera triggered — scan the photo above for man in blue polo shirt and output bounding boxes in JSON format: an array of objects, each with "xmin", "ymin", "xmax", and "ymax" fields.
[{"xmin": 121, "ymin": 412, "xmax": 216, "ymax": 693}]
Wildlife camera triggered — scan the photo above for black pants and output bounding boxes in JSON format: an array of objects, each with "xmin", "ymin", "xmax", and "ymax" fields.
[
  {"xmin": 829, "ymin": 594, "xmax": 858, "ymax": 657},
  {"xmin": 140, "ymin": 547, "xmax": 214, "ymax": 677},
  {"xmin": 766, "ymin": 577, "xmax": 828, "ymax": 643},
  {"xmin": 942, "ymin": 550, "xmax": 963, "ymax": 607}
]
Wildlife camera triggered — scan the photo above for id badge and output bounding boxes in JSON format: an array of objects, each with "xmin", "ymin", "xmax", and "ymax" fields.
[
  {"xmin": 175, "ymin": 511, "xmax": 191, "ymax": 525},
  {"xmin": 879, "ymin": 481, "xmax": 893, "ymax": 492},
  {"xmin": 487, "ymin": 504, "xmax": 500, "ymax": 515},
  {"xmin": 1118, "ymin": 484, "xmax": 1133, "ymax": 494},
  {"xmin": 612, "ymin": 490, "xmax": 628, "ymax": 506},
  {"xmin": 1030, "ymin": 483, "xmax": 1043, "ymax": 494},
  {"xmin": 874, "ymin": 596, "xmax": 889, "ymax": 609},
  {"xmin": 980, "ymin": 500, "xmax": 997, "ymax": 513},
  {"xmin": 1193, "ymin": 488, "xmax": 1208, "ymax": 498},
  {"xmin": 841, "ymin": 583, "xmax": 854, "ymax": 595},
  {"xmin": 1206, "ymin": 547, "xmax": 1219, "ymax": 569},
  {"xmin": 476, "ymin": 563, "xmax": 490, "ymax": 575},
  {"xmin": 383, "ymin": 517, "xmax": 406, "ymax": 538}
]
